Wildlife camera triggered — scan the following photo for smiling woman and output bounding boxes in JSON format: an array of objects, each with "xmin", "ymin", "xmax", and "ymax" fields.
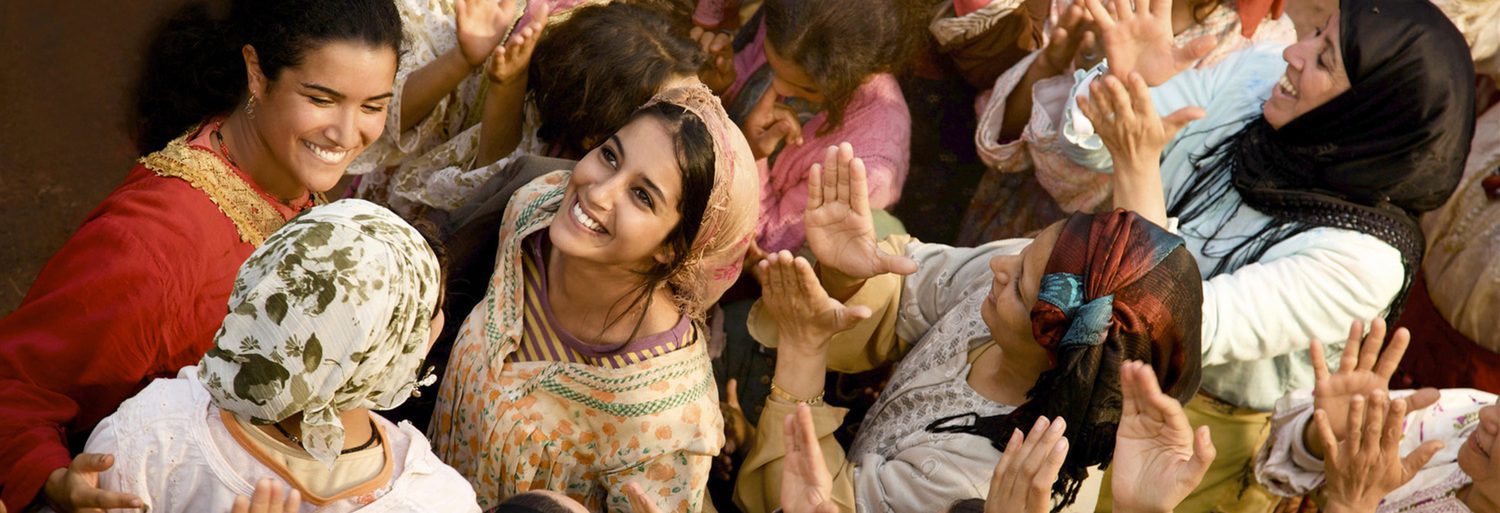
[
  {"xmin": 0, "ymin": 1, "xmax": 403, "ymax": 511},
  {"xmin": 429, "ymin": 84, "xmax": 762, "ymax": 513}
]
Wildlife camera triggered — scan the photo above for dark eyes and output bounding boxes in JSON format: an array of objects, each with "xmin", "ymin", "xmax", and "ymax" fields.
[
  {"xmin": 601, "ymin": 146, "xmax": 619, "ymax": 167},
  {"xmin": 307, "ymin": 95, "xmax": 386, "ymax": 113},
  {"xmin": 633, "ymin": 187, "xmax": 654, "ymax": 208}
]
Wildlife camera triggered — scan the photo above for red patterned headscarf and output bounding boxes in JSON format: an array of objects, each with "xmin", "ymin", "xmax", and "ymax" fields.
[{"xmin": 931, "ymin": 209, "xmax": 1203, "ymax": 510}]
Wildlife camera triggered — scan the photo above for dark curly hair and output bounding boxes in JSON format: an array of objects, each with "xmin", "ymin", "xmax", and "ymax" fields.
[
  {"xmin": 763, "ymin": 0, "xmax": 930, "ymax": 133},
  {"xmin": 134, "ymin": 0, "xmax": 403, "ymax": 155},
  {"xmin": 529, "ymin": 3, "xmax": 706, "ymax": 159}
]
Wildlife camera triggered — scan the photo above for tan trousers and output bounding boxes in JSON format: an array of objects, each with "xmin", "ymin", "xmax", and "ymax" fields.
[{"xmin": 1096, "ymin": 394, "xmax": 1280, "ymax": 513}]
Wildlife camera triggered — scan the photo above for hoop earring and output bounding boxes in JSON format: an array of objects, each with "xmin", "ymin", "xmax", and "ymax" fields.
[{"xmin": 245, "ymin": 96, "xmax": 257, "ymax": 120}]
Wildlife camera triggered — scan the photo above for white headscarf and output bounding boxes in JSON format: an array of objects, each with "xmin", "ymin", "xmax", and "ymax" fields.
[{"xmin": 198, "ymin": 199, "xmax": 441, "ymax": 468}]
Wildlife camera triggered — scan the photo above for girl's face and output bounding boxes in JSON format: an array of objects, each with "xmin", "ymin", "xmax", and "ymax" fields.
[
  {"xmin": 764, "ymin": 41, "xmax": 826, "ymax": 104},
  {"xmin": 981, "ymin": 223, "xmax": 1062, "ymax": 356},
  {"xmin": 245, "ymin": 40, "xmax": 397, "ymax": 198},
  {"xmin": 1262, "ymin": 13, "xmax": 1351, "ymax": 129},
  {"xmin": 550, "ymin": 115, "xmax": 685, "ymax": 269}
]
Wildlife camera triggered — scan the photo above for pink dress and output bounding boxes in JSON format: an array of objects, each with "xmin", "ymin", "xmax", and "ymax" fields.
[{"xmin": 725, "ymin": 24, "xmax": 911, "ymax": 253}]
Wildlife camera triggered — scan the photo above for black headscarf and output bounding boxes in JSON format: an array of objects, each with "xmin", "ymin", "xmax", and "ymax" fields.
[{"xmin": 1169, "ymin": 0, "xmax": 1476, "ymax": 320}]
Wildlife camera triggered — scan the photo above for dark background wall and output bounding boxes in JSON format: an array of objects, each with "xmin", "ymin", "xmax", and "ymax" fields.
[{"xmin": 0, "ymin": 1, "xmax": 201, "ymax": 313}]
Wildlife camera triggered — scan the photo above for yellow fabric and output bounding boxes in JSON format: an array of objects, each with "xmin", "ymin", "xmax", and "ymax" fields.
[
  {"xmin": 230, "ymin": 414, "xmax": 388, "ymax": 499},
  {"xmin": 1096, "ymin": 394, "xmax": 1277, "ymax": 513},
  {"xmin": 734, "ymin": 399, "xmax": 857, "ymax": 513}
]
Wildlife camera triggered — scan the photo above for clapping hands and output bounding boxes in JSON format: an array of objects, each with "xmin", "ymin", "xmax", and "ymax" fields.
[
  {"xmin": 1081, "ymin": 0, "xmax": 1213, "ymax": 86},
  {"xmin": 484, "ymin": 2, "xmax": 549, "ymax": 85},
  {"xmin": 455, "ymin": 0, "xmax": 521, "ymax": 68}
]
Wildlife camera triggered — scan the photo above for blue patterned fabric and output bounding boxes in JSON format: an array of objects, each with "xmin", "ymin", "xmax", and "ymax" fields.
[{"xmin": 1038, "ymin": 272, "xmax": 1115, "ymax": 348}]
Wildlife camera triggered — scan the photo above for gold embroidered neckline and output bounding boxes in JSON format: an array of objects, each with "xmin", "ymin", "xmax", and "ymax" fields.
[{"xmin": 139, "ymin": 129, "xmax": 325, "ymax": 246}]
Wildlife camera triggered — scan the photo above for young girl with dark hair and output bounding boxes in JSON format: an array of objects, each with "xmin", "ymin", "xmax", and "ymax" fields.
[
  {"xmin": 703, "ymin": 0, "xmax": 923, "ymax": 254},
  {"xmin": 0, "ymin": 1, "xmax": 403, "ymax": 511},
  {"xmin": 353, "ymin": 1, "xmax": 707, "ymax": 218},
  {"xmin": 428, "ymin": 84, "xmax": 761, "ymax": 512}
]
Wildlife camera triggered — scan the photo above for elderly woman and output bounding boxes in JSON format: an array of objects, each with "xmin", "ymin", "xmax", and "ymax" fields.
[
  {"xmin": 732, "ymin": 145, "xmax": 1205, "ymax": 513},
  {"xmin": 1066, "ymin": 0, "xmax": 1476, "ymax": 509}
]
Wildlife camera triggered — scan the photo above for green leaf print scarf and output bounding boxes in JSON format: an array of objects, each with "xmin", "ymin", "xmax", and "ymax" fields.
[{"xmin": 198, "ymin": 198, "xmax": 441, "ymax": 468}]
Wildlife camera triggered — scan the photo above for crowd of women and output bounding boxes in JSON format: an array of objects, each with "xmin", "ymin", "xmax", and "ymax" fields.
[{"xmin": 0, "ymin": 0, "xmax": 1497, "ymax": 511}]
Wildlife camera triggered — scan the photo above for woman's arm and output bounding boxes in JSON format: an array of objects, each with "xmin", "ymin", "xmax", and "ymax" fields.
[
  {"xmin": 476, "ymin": 5, "xmax": 548, "ymax": 167},
  {"xmin": 397, "ymin": 0, "xmax": 519, "ymax": 133}
]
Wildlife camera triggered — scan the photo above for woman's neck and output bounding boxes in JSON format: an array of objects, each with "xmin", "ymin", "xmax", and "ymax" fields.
[
  {"xmin": 262, "ymin": 408, "xmax": 375, "ymax": 451},
  {"xmin": 220, "ymin": 110, "xmax": 310, "ymax": 203},
  {"xmin": 1460, "ymin": 483, "xmax": 1500, "ymax": 513},
  {"xmin": 546, "ymin": 246, "xmax": 679, "ymax": 346},
  {"xmin": 968, "ymin": 342, "xmax": 1049, "ymax": 406}
]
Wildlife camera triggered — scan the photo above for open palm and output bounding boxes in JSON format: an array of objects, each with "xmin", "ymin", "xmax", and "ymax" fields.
[
  {"xmin": 756, "ymin": 251, "xmax": 870, "ymax": 350},
  {"xmin": 1083, "ymin": 0, "xmax": 1212, "ymax": 85},
  {"xmin": 455, "ymin": 0, "xmax": 520, "ymax": 67},
  {"xmin": 802, "ymin": 143, "xmax": 915, "ymax": 280},
  {"xmin": 1310, "ymin": 320, "xmax": 1433, "ymax": 440},
  {"xmin": 1111, "ymin": 361, "xmax": 1214, "ymax": 513}
]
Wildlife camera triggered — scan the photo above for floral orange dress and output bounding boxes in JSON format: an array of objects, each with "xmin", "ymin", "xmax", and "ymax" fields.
[{"xmin": 428, "ymin": 170, "xmax": 724, "ymax": 513}]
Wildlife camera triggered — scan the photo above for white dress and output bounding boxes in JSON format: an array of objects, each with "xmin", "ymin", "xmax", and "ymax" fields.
[{"xmin": 72, "ymin": 367, "xmax": 481, "ymax": 513}]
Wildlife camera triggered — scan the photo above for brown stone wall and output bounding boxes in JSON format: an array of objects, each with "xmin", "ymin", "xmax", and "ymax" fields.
[{"xmin": 0, "ymin": 1, "xmax": 200, "ymax": 313}]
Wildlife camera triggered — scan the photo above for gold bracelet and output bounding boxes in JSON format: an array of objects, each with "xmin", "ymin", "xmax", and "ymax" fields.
[{"xmin": 769, "ymin": 382, "xmax": 825, "ymax": 407}]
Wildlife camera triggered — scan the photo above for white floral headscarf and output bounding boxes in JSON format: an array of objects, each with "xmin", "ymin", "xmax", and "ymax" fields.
[{"xmin": 198, "ymin": 199, "xmax": 441, "ymax": 468}]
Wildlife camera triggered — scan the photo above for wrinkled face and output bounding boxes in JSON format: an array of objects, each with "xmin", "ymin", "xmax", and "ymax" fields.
[
  {"xmin": 550, "ymin": 115, "xmax": 685, "ymax": 269},
  {"xmin": 1284, "ymin": 0, "xmax": 1336, "ymax": 39},
  {"xmin": 1459, "ymin": 404, "xmax": 1500, "ymax": 493},
  {"xmin": 247, "ymin": 40, "xmax": 396, "ymax": 196},
  {"xmin": 981, "ymin": 223, "xmax": 1061, "ymax": 358},
  {"xmin": 764, "ymin": 41, "xmax": 826, "ymax": 104},
  {"xmin": 1263, "ymin": 13, "xmax": 1351, "ymax": 129}
]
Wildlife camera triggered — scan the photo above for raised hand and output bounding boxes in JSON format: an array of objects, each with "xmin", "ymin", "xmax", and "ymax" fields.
[
  {"xmin": 1111, "ymin": 361, "xmax": 1215, "ymax": 513},
  {"xmin": 1077, "ymin": 72, "xmax": 1199, "ymax": 225},
  {"xmin": 42, "ymin": 453, "xmax": 144, "ymax": 513},
  {"xmin": 744, "ymin": 87, "xmax": 804, "ymax": 160},
  {"xmin": 782, "ymin": 403, "xmax": 839, "ymax": 513},
  {"xmin": 986, "ymin": 417, "xmax": 1069, "ymax": 513},
  {"xmin": 802, "ymin": 143, "xmax": 917, "ymax": 281},
  {"xmin": 485, "ymin": 2, "xmax": 549, "ymax": 84},
  {"xmin": 690, "ymin": 26, "xmax": 737, "ymax": 94},
  {"xmin": 1082, "ymin": 0, "xmax": 1213, "ymax": 85},
  {"xmin": 625, "ymin": 482, "xmax": 665, "ymax": 513},
  {"xmin": 1078, "ymin": 72, "xmax": 1203, "ymax": 171},
  {"xmin": 455, "ymin": 0, "xmax": 521, "ymax": 68},
  {"xmin": 1315, "ymin": 391, "xmax": 1444, "ymax": 513},
  {"xmin": 231, "ymin": 479, "xmax": 302, "ymax": 513},
  {"xmin": 1309, "ymin": 319, "xmax": 1439, "ymax": 448},
  {"xmin": 1036, "ymin": 1, "xmax": 1094, "ymax": 76},
  {"xmin": 755, "ymin": 251, "xmax": 872, "ymax": 351}
]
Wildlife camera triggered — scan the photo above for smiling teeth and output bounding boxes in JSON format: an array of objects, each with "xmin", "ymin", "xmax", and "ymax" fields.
[
  {"xmin": 303, "ymin": 140, "xmax": 348, "ymax": 164},
  {"xmin": 1277, "ymin": 74, "xmax": 1298, "ymax": 98},
  {"xmin": 572, "ymin": 203, "xmax": 606, "ymax": 234}
]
